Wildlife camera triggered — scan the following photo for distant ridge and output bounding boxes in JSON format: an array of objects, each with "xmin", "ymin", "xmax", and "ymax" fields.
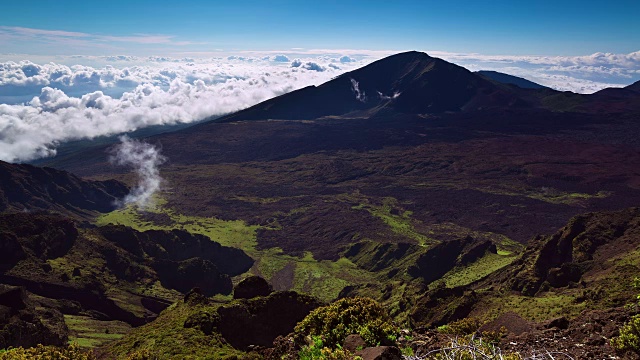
[
  {"xmin": 215, "ymin": 51, "xmax": 529, "ymax": 122},
  {"xmin": 476, "ymin": 70, "xmax": 548, "ymax": 90},
  {"xmin": 626, "ymin": 80, "xmax": 640, "ymax": 92},
  {"xmin": 0, "ymin": 160, "xmax": 127, "ymax": 216}
]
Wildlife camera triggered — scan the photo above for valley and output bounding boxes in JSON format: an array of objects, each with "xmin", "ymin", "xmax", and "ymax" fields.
[{"xmin": 2, "ymin": 51, "xmax": 640, "ymax": 359}]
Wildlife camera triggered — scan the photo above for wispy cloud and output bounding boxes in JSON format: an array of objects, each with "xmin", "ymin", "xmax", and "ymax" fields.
[
  {"xmin": 0, "ymin": 26, "xmax": 202, "ymax": 54},
  {"xmin": 0, "ymin": 26, "xmax": 88, "ymax": 38},
  {"xmin": 110, "ymin": 136, "xmax": 166, "ymax": 209}
]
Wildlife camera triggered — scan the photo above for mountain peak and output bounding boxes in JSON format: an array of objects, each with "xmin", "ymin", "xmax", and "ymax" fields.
[{"xmin": 216, "ymin": 51, "xmax": 526, "ymax": 122}]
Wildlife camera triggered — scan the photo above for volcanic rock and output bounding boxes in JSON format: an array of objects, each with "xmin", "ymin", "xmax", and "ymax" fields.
[{"xmin": 233, "ymin": 276, "xmax": 273, "ymax": 299}]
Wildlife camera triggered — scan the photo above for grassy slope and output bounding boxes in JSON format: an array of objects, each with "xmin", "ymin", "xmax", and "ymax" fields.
[
  {"xmin": 103, "ymin": 300, "xmax": 243, "ymax": 360},
  {"xmin": 65, "ymin": 315, "xmax": 130, "ymax": 348},
  {"xmin": 95, "ymin": 194, "xmax": 525, "ymax": 324},
  {"xmin": 96, "ymin": 199, "xmax": 376, "ymax": 303}
]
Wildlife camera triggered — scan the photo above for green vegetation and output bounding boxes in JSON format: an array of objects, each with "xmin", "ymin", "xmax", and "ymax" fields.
[
  {"xmin": 105, "ymin": 299, "xmax": 243, "ymax": 359},
  {"xmin": 525, "ymin": 188, "xmax": 610, "ymax": 206},
  {"xmin": 293, "ymin": 297, "xmax": 399, "ymax": 350},
  {"xmin": 611, "ymin": 315, "xmax": 640, "ymax": 354},
  {"xmin": 97, "ymin": 201, "xmax": 375, "ymax": 302},
  {"xmin": 0, "ymin": 344, "xmax": 96, "ymax": 360},
  {"xmin": 350, "ymin": 196, "xmax": 436, "ymax": 246},
  {"xmin": 298, "ymin": 336, "xmax": 355, "ymax": 360},
  {"xmin": 479, "ymin": 292, "xmax": 584, "ymax": 322},
  {"xmin": 400, "ymin": 346, "xmax": 414, "ymax": 357},
  {"xmin": 436, "ymin": 252, "xmax": 518, "ymax": 288},
  {"xmin": 611, "ymin": 277, "xmax": 640, "ymax": 354},
  {"xmin": 96, "ymin": 200, "xmax": 259, "ymax": 252},
  {"xmin": 437, "ymin": 317, "xmax": 484, "ymax": 335},
  {"xmin": 65, "ymin": 315, "xmax": 131, "ymax": 348}
]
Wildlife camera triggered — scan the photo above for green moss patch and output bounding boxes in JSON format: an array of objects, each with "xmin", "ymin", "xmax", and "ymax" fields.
[
  {"xmin": 96, "ymin": 201, "xmax": 376, "ymax": 303},
  {"xmin": 437, "ymin": 252, "xmax": 518, "ymax": 288},
  {"xmin": 65, "ymin": 315, "xmax": 131, "ymax": 349}
]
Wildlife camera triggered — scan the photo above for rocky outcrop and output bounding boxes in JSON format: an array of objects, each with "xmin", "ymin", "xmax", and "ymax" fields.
[
  {"xmin": 1, "ymin": 213, "xmax": 254, "ymax": 329},
  {"xmin": 343, "ymin": 334, "xmax": 367, "ymax": 352},
  {"xmin": 0, "ymin": 285, "xmax": 68, "ymax": 349},
  {"xmin": 216, "ymin": 291, "xmax": 321, "ymax": 350},
  {"xmin": 0, "ymin": 160, "xmax": 128, "ymax": 216},
  {"xmin": 233, "ymin": 276, "xmax": 273, "ymax": 299},
  {"xmin": 409, "ymin": 285, "xmax": 477, "ymax": 327},
  {"xmin": 0, "ymin": 213, "xmax": 78, "ymax": 261},
  {"xmin": 508, "ymin": 208, "xmax": 640, "ymax": 295},
  {"xmin": 345, "ymin": 241, "xmax": 417, "ymax": 272},
  {"xmin": 155, "ymin": 258, "xmax": 232, "ymax": 296},
  {"xmin": 408, "ymin": 237, "xmax": 496, "ymax": 284},
  {"xmin": 98, "ymin": 225, "xmax": 254, "ymax": 278},
  {"xmin": 355, "ymin": 346, "xmax": 402, "ymax": 360},
  {"xmin": 97, "ymin": 225, "xmax": 254, "ymax": 296}
]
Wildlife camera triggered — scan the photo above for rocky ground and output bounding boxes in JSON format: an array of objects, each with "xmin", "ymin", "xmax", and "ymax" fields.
[{"xmin": 399, "ymin": 307, "xmax": 640, "ymax": 360}]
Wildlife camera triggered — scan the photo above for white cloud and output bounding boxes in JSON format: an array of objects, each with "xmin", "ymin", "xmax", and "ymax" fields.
[
  {"xmin": 0, "ymin": 49, "xmax": 638, "ymax": 163},
  {"xmin": 272, "ymin": 55, "xmax": 290, "ymax": 62},
  {"xmin": 290, "ymin": 59, "xmax": 325, "ymax": 71},
  {"xmin": 0, "ymin": 57, "xmax": 361, "ymax": 162},
  {"xmin": 434, "ymin": 50, "xmax": 640, "ymax": 92},
  {"xmin": 339, "ymin": 55, "xmax": 355, "ymax": 63},
  {"xmin": 302, "ymin": 62, "xmax": 325, "ymax": 72}
]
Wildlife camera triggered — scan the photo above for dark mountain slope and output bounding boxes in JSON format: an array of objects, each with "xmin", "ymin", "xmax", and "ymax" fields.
[
  {"xmin": 215, "ymin": 51, "xmax": 529, "ymax": 122},
  {"xmin": 506, "ymin": 207, "xmax": 640, "ymax": 296},
  {"xmin": 408, "ymin": 207, "xmax": 640, "ymax": 328},
  {"xmin": 584, "ymin": 84, "xmax": 640, "ymax": 113},
  {"xmin": 0, "ymin": 161, "xmax": 128, "ymax": 216},
  {"xmin": 476, "ymin": 70, "xmax": 548, "ymax": 89},
  {"xmin": 626, "ymin": 80, "xmax": 640, "ymax": 92},
  {"xmin": 0, "ymin": 212, "xmax": 254, "ymax": 329}
]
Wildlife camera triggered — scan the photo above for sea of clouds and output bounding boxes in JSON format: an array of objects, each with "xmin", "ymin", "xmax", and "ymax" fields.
[
  {"xmin": 0, "ymin": 50, "xmax": 638, "ymax": 163},
  {"xmin": 0, "ymin": 55, "xmax": 360, "ymax": 162},
  {"xmin": 435, "ymin": 50, "xmax": 640, "ymax": 93}
]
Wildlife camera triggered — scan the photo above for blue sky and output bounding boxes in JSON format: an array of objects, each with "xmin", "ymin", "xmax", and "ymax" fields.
[{"xmin": 0, "ymin": 0, "xmax": 638, "ymax": 56}]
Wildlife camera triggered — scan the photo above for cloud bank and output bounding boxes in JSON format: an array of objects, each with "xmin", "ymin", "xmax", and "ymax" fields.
[
  {"xmin": 0, "ymin": 49, "xmax": 638, "ymax": 163},
  {"xmin": 434, "ymin": 50, "xmax": 640, "ymax": 93},
  {"xmin": 0, "ymin": 56, "xmax": 360, "ymax": 162}
]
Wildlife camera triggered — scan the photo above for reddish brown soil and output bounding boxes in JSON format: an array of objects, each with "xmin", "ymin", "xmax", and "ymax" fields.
[
  {"xmin": 45, "ymin": 108, "xmax": 640, "ymax": 260},
  {"xmin": 403, "ymin": 307, "xmax": 639, "ymax": 360}
]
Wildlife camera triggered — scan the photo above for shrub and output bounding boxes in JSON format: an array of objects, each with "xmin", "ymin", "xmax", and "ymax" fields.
[
  {"xmin": 611, "ymin": 314, "xmax": 640, "ymax": 354},
  {"xmin": 437, "ymin": 317, "xmax": 484, "ymax": 335},
  {"xmin": 0, "ymin": 344, "xmax": 96, "ymax": 360},
  {"xmin": 293, "ymin": 297, "xmax": 398, "ymax": 349},
  {"xmin": 126, "ymin": 348, "xmax": 162, "ymax": 360},
  {"xmin": 611, "ymin": 277, "xmax": 640, "ymax": 354},
  {"xmin": 298, "ymin": 336, "xmax": 356, "ymax": 360}
]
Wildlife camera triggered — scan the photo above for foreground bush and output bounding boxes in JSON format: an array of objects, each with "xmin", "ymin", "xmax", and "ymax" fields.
[
  {"xmin": 0, "ymin": 344, "xmax": 95, "ymax": 360},
  {"xmin": 293, "ymin": 297, "xmax": 398, "ymax": 349},
  {"xmin": 611, "ymin": 314, "xmax": 640, "ymax": 354},
  {"xmin": 298, "ymin": 336, "xmax": 355, "ymax": 360},
  {"xmin": 611, "ymin": 277, "xmax": 640, "ymax": 354}
]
